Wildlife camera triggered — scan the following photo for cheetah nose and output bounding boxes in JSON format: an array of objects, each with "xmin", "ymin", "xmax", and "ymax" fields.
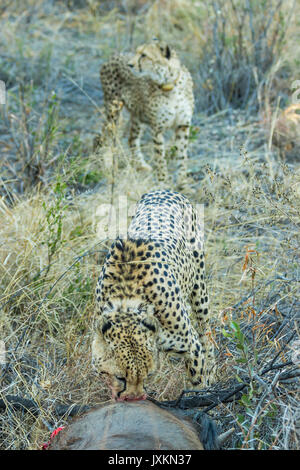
[{"xmin": 125, "ymin": 394, "xmax": 147, "ymax": 401}]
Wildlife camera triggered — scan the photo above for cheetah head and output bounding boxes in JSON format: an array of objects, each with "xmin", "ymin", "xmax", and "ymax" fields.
[
  {"xmin": 127, "ymin": 41, "xmax": 181, "ymax": 88},
  {"xmin": 92, "ymin": 300, "xmax": 159, "ymax": 401}
]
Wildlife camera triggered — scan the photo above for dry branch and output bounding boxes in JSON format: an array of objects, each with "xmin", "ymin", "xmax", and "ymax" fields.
[
  {"xmin": 0, "ymin": 395, "xmax": 90, "ymax": 418},
  {"xmin": 0, "ymin": 358, "xmax": 296, "ymax": 419}
]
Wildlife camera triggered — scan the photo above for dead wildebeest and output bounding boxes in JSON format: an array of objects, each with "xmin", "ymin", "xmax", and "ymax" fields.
[{"xmin": 47, "ymin": 401, "xmax": 232, "ymax": 450}]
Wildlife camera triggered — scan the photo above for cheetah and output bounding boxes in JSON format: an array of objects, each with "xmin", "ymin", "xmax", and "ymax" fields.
[
  {"xmin": 94, "ymin": 41, "xmax": 194, "ymax": 187},
  {"xmin": 92, "ymin": 190, "xmax": 215, "ymax": 401}
]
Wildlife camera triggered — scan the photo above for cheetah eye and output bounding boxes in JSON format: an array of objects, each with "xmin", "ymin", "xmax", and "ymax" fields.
[
  {"xmin": 140, "ymin": 53, "xmax": 146, "ymax": 59},
  {"xmin": 116, "ymin": 376, "xmax": 126, "ymax": 384}
]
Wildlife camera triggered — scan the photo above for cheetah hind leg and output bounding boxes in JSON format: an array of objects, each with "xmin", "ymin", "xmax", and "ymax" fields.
[
  {"xmin": 93, "ymin": 100, "xmax": 122, "ymax": 167},
  {"xmin": 174, "ymin": 125, "xmax": 190, "ymax": 190},
  {"xmin": 174, "ymin": 125, "xmax": 197, "ymax": 195},
  {"xmin": 93, "ymin": 134, "xmax": 111, "ymax": 170}
]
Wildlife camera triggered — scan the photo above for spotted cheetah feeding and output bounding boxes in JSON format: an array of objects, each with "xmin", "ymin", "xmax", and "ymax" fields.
[
  {"xmin": 94, "ymin": 41, "xmax": 194, "ymax": 187},
  {"xmin": 92, "ymin": 190, "xmax": 215, "ymax": 400}
]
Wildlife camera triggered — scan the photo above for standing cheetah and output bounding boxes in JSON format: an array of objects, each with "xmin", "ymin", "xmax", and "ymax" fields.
[
  {"xmin": 92, "ymin": 190, "xmax": 215, "ymax": 401},
  {"xmin": 94, "ymin": 41, "xmax": 194, "ymax": 188}
]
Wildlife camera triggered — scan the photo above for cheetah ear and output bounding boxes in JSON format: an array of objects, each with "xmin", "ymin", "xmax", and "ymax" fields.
[
  {"xmin": 159, "ymin": 44, "xmax": 171, "ymax": 60},
  {"xmin": 101, "ymin": 320, "xmax": 112, "ymax": 335},
  {"xmin": 114, "ymin": 238, "xmax": 125, "ymax": 251},
  {"xmin": 165, "ymin": 45, "xmax": 171, "ymax": 60},
  {"xmin": 98, "ymin": 308, "xmax": 114, "ymax": 336},
  {"xmin": 139, "ymin": 304, "xmax": 158, "ymax": 333}
]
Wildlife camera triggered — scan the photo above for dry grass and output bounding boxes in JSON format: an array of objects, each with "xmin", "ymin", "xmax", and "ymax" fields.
[{"xmin": 0, "ymin": 0, "xmax": 299, "ymax": 450}]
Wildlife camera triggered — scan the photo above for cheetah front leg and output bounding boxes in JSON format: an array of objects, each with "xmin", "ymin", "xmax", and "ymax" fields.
[
  {"xmin": 184, "ymin": 327, "xmax": 212, "ymax": 389},
  {"xmin": 94, "ymin": 100, "xmax": 123, "ymax": 153},
  {"xmin": 152, "ymin": 128, "xmax": 168, "ymax": 184},
  {"xmin": 129, "ymin": 116, "xmax": 152, "ymax": 172},
  {"xmin": 186, "ymin": 330, "xmax": 216, "ymax": 389},
  {"xmin": 158, "ymin": 317, "xmax": 211, "ymax": 389},
  {"xmin": 174, "ymin": 125, "xmax": 190, "ymax": 189},
  {"xmin": 189, "ymin": 271, "xmax": 216, "ymax": 387}
]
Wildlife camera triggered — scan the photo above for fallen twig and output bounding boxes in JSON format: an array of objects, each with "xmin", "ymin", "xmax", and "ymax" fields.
[
  {"xmin": 148, "ymin": 382, "xmax": 246, "ymax": 409},
  {"xmin": 0, "ymin": 395, "xmax": 90, "ymax": 417},
  {"xmin": 231, "ymin": 275, "xmax": 299, "ymax": 311}
]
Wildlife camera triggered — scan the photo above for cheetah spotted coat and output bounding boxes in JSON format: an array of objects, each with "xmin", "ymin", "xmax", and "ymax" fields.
[{"xmin": 92, "ymin": 190, "xmax": 215, "ymax": 400}]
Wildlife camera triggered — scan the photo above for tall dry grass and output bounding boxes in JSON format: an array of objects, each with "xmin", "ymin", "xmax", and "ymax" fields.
[{"xmin": 0, "ymin": 0, "xmax": 299, "ymax": 450}]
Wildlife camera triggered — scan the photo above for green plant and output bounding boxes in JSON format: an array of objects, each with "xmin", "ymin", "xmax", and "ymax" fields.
[
  {"xmin": 222, "ymin": 320, "xmax": 283, "ymax": 449},
  {"xmin": 5, "ymin": 84, "xmax": 60, "ymax": 189},
  {"xmin": 40, "ymin": 179, "xmax": 68, "ymax": 275},
  {"xmin": 189, "ymin": 125, "xmax": 200, "ymax": 142},
  {"xmin": 222, "ymin": 320, "xmax": 256, "ymax": 379}
]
